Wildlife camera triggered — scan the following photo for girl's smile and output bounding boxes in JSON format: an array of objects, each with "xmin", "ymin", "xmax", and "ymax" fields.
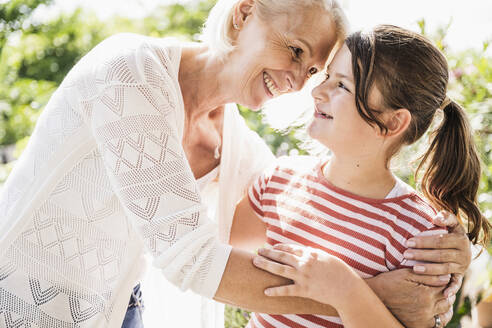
[{"xmin": 308, "ymin": 44, "xmax": 381, "ymax": 158}]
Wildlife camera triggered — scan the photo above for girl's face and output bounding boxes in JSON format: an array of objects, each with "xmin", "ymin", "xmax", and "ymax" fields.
[
  {"xmin": 308, "ymin": 44, "xmax": 384, "ymax": 157},
  {"xmin": 232, "ymin": 4, "xmax": 337, "ymax": 110}
]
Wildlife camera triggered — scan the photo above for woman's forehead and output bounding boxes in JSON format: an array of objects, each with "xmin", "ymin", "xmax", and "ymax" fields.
[{"xmin": 277, "ymin": 14, "xmax": 337, "ymax": 53}]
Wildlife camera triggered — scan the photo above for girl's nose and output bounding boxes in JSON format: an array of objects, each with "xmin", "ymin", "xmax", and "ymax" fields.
[{"xmin": 311, "ymin": 82, "xmax": 328, "ymax": 102}]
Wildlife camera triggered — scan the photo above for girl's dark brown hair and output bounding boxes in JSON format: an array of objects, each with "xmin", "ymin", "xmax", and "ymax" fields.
[{"xmin": 345, "ymin": 25, "xmax": 490, "ymax": 246}]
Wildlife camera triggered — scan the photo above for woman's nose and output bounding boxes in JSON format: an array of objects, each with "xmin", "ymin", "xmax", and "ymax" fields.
[
  {"xmin": 288, "ymin": 66, "xmax": 314, "ymax": 92},
  {"xmin": 286, "ymin": 72, "xmax": 303, "ymax": 92}
]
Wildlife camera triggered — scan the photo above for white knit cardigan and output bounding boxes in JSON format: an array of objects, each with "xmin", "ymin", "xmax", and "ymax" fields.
[
  {"xmin": 141, "ymin": 101, "xmax": 276, "ymax": 328},
  {"xmin": 0, "ymin": 34, "xmax": 275, "ymax": 327}
]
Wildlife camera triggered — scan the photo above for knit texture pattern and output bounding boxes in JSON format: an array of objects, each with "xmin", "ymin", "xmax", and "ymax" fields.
[{"xmin": 0, "ymin": 34, "xmax": 230, "ymax": 327}]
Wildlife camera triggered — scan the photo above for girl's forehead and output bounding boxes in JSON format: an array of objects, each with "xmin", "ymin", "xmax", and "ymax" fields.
[{"xmin": 326, "ymin": 45, "xmax": 352, "ymax": 74}]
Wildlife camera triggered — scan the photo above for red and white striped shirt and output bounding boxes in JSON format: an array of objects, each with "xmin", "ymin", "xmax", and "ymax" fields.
[{"xmin": 247, "ymin": 156, "xmax": 446, "ymax": 328}]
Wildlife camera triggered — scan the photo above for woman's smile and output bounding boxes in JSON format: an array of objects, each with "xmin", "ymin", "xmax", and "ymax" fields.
[{"xmin": 263, "ymin": 71, "xmax": 280, "ymax": 97}]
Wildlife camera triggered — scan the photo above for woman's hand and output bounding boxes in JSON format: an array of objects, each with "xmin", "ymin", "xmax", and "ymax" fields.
[
  {"xmin": 366, "ymin": 268, "xmax": 455, "ymax": 328},
  {"xmin": 367, "ymin": 211, "xmax": 470, "ymax": 327},
  {"xmin": 403, "ymin": 211, "xmax": 471, "ymax": 298}
]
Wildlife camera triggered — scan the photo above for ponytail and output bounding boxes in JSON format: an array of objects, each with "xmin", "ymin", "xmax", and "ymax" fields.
[{"xmin": 416, "ymin": 100, "xmax": 491, "ymax": 247}]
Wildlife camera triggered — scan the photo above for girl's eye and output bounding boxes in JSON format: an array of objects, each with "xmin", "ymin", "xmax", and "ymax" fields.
[
  {"xmin": 338, "ymin": 81, "xmax": 350, "ymax": 92},
  {"xmin": 289, "ymin": 46, "xmax": 303, "ymax": 58},
  {"xmin": 324, "ymin": 73, "xmax": 330, "ymax": 81}
]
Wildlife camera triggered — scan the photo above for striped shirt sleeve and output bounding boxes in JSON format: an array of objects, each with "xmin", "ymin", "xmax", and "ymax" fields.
[
  {"xmin": 394, "ymin": 196, "xmax": 448, "ymax": 269},
  {"xmin": 247, "ymin": 163, "xmax": 277, "ymax": 219}
]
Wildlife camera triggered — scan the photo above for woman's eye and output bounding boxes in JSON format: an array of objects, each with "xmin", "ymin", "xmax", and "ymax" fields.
[
  {"xmin": 289, "ymin": 46, "xmax": 303, "ymax": 58},
  {"xmin": 309, "ymin": 67, "xmax": 318, "ymax": 75}
]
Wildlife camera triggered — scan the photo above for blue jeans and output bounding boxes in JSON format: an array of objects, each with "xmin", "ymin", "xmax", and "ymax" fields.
[{"xmin": 121, "ymin": 284, "xmax": 144, "ymax": 328}]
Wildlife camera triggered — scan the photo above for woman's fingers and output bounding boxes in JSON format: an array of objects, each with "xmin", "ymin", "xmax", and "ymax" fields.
[
  {"xmin": 264, "ymin": 284, "xmax": 299, "ymax": 297},
  {"xmin": 412, "ymin": 262, "xmax": 463, "ymax": 275},
  {"xmin": 432, "ymin": 211, "xmax": 463, "ymax": 232},
  {"xmin": 443, "ymin": 274, "xmax": 463, "ymax": 297},
  {"xmin": 253, "ymin": 255, "xmax": 297, "ymax": 280},
  {"xmin": 406, "ymin": 231, "xmax": 471, "ymax": 275},
  {"xmin": 404, "ymin": 248, "xmax": 460, "ymax": 263},
  {"xmin": 406, "ymin": 232, "xmax": 468, "ymax": 250},
  {"xmin": 440, "ymin": 308, "xmax": 454, "ymax": 326},
  {"xmin": 407, "ymin": 272, "xmax": 451, "ymax": 287},
  {"xmin": 434, "ymin": 293, "xmax": 456, "ymax": 314}
]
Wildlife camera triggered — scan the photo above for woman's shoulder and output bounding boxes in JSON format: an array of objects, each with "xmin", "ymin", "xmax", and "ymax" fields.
[
  {"xmin": 94, "ymin": 33, "xmax": 180, "ymax": 59},
  {"xmin": 72, "ymin": 33, "xmax": 181, "ymax": 86}
]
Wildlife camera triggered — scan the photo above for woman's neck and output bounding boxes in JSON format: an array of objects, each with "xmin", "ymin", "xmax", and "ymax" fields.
[
  {"xmin": 179, "ymin": 44, "xmax": 235, "ymax": 120},
  {"xmin": 322, "ymin": 153, "xmax": 396, "ymax": 199}
]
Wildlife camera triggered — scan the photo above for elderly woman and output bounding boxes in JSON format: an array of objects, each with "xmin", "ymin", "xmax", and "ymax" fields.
[{"xmin": 0, "ymin": 0, "xmax": 470, "ymax": 327}]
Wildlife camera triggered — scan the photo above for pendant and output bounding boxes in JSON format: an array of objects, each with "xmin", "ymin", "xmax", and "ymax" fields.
[{"xmin": 214, "ymin": 144, "xmax": 220, "ymax": 160}]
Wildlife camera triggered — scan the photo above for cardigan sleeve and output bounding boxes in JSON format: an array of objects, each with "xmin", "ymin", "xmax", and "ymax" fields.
[{"xmin": 73, "ymin": 34, "xmax": 231, "ymax": 298}]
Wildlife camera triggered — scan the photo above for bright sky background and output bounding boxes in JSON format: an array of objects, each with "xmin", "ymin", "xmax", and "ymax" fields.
[{"xmin": 52, "ymin": 0, "xmax": 492, "ymax": 52}]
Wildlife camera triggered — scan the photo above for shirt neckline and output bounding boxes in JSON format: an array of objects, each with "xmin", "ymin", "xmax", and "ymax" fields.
[{"xmin": 314, "ymin": 160, "xmax": 416, "ymax": 204}]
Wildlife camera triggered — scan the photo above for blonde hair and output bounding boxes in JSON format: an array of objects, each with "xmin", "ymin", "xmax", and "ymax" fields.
[{"xmin": 200, "ymin": 0, "xmax": 349, "ymax": 57}]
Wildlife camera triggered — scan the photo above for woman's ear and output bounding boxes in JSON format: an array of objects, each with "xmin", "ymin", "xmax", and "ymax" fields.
[
  {"xmin": 378, "ymin": 108, "xmax": 411, "ymax": 138},
  {"xmin": 233, "ymin": 0, "xmax": 255, "ymax": 30}
]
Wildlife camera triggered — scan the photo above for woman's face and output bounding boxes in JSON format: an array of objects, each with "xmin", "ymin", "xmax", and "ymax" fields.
[
  {"xmin": 308, "ymin": 44, "xmax": 383, "ymax": 156},
  {"xmin": 232, "ymin": 5, "xmax": 338, "ymax": 110}
]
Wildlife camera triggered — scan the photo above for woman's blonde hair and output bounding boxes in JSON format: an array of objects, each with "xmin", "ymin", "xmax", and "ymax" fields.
[{"xmin": 200, "ymin": 0, "xmax": 349, "ymax": 57}]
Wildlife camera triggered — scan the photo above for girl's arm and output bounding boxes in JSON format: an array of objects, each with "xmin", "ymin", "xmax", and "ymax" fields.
[
  {"xmin": 217, "ymin": 195, "xmax": 339, "ymax": 315},
  {"xmin": 253, "ymin": 244, "xmax": 404, "ymax": 328},
  {"xmin": 214, "ymin": 247, "xmax": 339, "ymax": 314}
]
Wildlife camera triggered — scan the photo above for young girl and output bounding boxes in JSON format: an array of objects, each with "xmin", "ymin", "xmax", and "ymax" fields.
[{"xmin": 230, "ymin": 25, "xmax": 491, "ymax": 327}]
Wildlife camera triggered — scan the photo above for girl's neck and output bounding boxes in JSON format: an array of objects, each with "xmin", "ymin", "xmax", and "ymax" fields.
[
  {"xmin": 322, "ymin": 153, "xmax": 396, "ymax": 199},
  {"xmin": 179, "ymin": 44, "xmax": 235, "ymax": 120}
]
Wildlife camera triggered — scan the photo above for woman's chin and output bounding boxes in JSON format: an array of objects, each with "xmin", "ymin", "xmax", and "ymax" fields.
[
  {"xmin": 240, "ymin": 98, "xmax": 264, "ymax": 112},
  {"xmin": 247, "ymin": 104, "xmax": 263, "ymax": 112}
]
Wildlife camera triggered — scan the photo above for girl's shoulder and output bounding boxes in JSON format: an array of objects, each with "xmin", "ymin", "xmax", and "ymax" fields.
[{"xmin": 385, "ymin": 183, "xmax": 442, "ymax": 235}]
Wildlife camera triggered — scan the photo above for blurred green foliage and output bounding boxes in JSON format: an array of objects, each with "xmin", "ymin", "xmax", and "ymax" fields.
[{"xmin": 0, "ymin": 1, "xmax": 490, "ymax": 327}]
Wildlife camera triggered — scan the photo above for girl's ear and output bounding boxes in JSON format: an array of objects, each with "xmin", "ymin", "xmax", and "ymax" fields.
[
  {"xmin": 233, "ymin": 0, "xmax": 256, "ymax": 30},
  {"xmin": 377, "ymin": 108, "xmax": 411, "ymax": 138}
]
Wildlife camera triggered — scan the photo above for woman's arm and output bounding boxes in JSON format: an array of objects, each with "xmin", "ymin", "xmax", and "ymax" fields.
[
  {"xmin": 252, "ymin": 244, "xmax": 404, "ymax": 328},
  {"xmin": 229, "ymin": 196, "xmax": 267, "ymax": 251}
]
